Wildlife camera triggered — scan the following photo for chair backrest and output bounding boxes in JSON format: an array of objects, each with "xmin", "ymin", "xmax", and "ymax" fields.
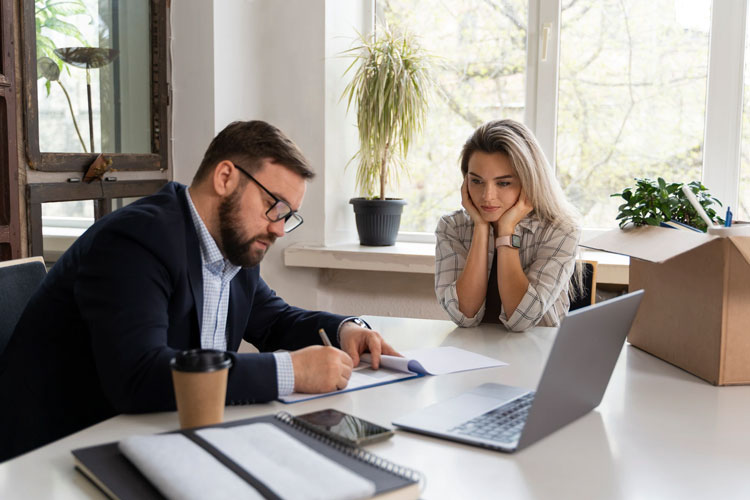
[
  {"xmin": 0, "ymin": 257, "xmax": 47, "ymax": 356},
  {"xmin": 569, "ymin": 260, "xmax": 597, "ymax": 311}
]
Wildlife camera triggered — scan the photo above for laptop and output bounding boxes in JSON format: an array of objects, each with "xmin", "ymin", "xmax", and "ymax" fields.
[{"xmin": 392, "ymin": 290, "xmax": 644, "ymax": 453}]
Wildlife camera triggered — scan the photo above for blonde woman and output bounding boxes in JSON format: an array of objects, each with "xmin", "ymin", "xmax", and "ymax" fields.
[{"xmin": 435, "ymin": 119, "xmax": 581, "ymax": 331}]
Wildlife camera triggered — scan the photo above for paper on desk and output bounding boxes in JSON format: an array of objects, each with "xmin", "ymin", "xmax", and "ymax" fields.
[
  {"xmin": 374, "ymin": 346, "xmax": 508, "ymax": 375},
  {"xmin": 279, "ymin": 346, "xmax": 506, "ymax": 403},
  {"xmin": 279, "ymin": 366, "xmax": 420, "ymax": 403}
]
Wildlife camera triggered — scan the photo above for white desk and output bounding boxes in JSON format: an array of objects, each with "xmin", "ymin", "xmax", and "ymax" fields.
[{"xmin": 1, "ymin": 316, "xmax": 749, "ymax": 499}]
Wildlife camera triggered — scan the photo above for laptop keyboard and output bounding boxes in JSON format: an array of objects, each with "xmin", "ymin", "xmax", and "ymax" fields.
[{"xmin": 449, "ymin": 392, "xmax": 536, "ymax": 444}]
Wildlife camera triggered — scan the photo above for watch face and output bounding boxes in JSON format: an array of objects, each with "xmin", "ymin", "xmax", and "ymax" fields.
[{"xmin": 511, "ymin": 234, "xmax": 521, "ymax": 248}]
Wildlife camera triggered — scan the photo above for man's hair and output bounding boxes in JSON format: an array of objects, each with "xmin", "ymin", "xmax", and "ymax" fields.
[{"xmin": 192, "ymin": 120, "xmax": 315, "ymax": 184}]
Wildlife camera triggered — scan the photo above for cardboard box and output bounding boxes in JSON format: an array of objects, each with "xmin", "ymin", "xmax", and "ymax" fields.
[{"xmin": 583, "ymin": 225, "xmax": 750, "ymax": 385}]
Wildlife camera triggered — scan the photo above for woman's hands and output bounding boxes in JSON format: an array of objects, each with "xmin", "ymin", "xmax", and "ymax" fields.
[
  {"xmin": 496, "ymin": 190, "xmax": 533, "ymax": 236},
  {"xmin": 462, "ymin": 176, "xmax": 533, "ymax": 235},
  {"xmin": 461, "ymin": 176, "xmax": 486, "ymax": 226}
]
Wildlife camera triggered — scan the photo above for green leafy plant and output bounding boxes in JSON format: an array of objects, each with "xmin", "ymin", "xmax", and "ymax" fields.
[
  {"xmin": 36, "ymin": 0, "xmax": 92, "ymax": 95},
  {"xmin": 611, "ymin": 178, "xmax": 723, "ymax": 232},
  {"xmin": 342, "ymin": 26, "xmax": 433, "ymax": 200}
]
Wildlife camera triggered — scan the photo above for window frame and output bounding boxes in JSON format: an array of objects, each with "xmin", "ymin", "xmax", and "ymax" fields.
[
  {"xmin": 20, "ymin": 0, "xmax": 170, "ymax": 257},
  {"xmin": 21, "ymin": 0, "xmax": 168, "ymax": 173},
  {"xmin": 0, "ymin": 0, "xmax": 20, "ymax": 260},
  {"xmin": 539, "ymin": 0, "xmax": 747, "ymax": 218},
  {"xmin": 387, "ymin": 0, "xmax": 749, "ymax": 240},
  {"xmin": 27, "ymin": 179, "xmax": 167, "ymax": 256}
]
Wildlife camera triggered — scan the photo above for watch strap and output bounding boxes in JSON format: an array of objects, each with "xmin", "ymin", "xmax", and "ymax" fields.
[
  {"xmin": 495, "ymin": 234, "xmax": 520, "ymax": 249},
  {"xmin": 336, "ymin": 317, "xmax": 371, "ymax": 345}
]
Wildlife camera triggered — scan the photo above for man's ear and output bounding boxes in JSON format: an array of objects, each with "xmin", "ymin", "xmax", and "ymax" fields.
[{"xmin": 212, "ymin": 160, "xmax": 237, "ymax": 196}]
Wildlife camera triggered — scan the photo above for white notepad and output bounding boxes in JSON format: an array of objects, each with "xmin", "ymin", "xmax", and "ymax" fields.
[
  {"xmin": 279, "ymin": 346, "xmax": 506, "ymax": 403},
  {"xmin": 119, "ymin": 423, "xmax": 375, "ymax": 500}
]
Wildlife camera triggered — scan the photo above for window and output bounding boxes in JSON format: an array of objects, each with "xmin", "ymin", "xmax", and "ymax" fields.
[
  {"xmin": 35, "ymin": 0, "xmax": 151, "ymax": 155},
  {"xmin": 0, "ymin": 0, "xmax": 20, "ymax": 260},
  {"xmin": 377, "ymin": 0, "xmax": 747, "ymax": 235},
  {"xmin": 380, "ymin": 0, "xmax": 528, "ymax": 233},
  {"xmin": 23, "ymin": 0, "xmax": 169, "ymax": 256},
  {"xmin": 557, "ymin": 0, "xmax": 711, "ymax": 227},
  {"xmin": 741, "ymin": 3, "xmax": 750, "ymax": 220}
]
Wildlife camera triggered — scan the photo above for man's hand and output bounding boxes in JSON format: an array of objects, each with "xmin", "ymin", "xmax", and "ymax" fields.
[
  {"xmin": 339, "ymin": 323, "xmax": 401, "ymax": 368},
  {"xmin": 289, "ymin": 346, "xmax": 353, "ymax": 393}
]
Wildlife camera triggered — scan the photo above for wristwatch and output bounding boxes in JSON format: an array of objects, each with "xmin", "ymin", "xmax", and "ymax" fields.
[
  {"xmin": 346, "ymin": 317, "xmax": 369, "ymax": 329},
  {"xmin": 337, "ymin": 317, "xmax": 370, "ymax": 345},
  {"xmin": 495, "ymin": 234, "xmax": 521, "ymax": 249}
]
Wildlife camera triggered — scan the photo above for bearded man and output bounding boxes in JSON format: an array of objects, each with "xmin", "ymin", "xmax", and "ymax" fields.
[{"xmin": 0, "ymin": 120, "xmax": 396, "ymax": 461}]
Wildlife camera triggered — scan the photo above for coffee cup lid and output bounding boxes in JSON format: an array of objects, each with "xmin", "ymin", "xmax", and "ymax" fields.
[{"xmin": 170, "ymin": 349, "xmax": 232, "ymax": 372}]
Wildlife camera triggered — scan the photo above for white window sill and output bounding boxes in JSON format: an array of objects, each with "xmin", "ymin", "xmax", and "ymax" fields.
[{"xmin": 284, "ymin": 242, "xmax": 630, "ymax": 285}]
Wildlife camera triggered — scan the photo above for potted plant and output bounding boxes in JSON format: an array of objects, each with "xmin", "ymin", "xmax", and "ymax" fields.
[
  {"xmin": 342, "ymin": 26, "xmax": 432, "ymax": 246},
  {"xmin": 611, "ymin": 178, "xmax": 724, "ymax": 231}
]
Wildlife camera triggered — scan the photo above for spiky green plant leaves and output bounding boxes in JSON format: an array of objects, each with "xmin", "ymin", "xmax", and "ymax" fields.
[{"xmin": 342, "ymin": 26, "xmax": 433, "ymax": 199}]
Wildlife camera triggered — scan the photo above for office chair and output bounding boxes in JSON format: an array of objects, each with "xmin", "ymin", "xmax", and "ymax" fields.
[
  {"xmin": 569, "ymin": 260, "xmax": 597, "ymax": 311},
  {"xmin": 0, "ymin": 257, "xmax": 47, "ymax": 356}
]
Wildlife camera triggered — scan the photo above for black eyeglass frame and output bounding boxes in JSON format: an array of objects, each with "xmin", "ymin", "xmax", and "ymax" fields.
[{"xmin": 233, "ymin": 163, "xmax": 304, "ymax": 233}]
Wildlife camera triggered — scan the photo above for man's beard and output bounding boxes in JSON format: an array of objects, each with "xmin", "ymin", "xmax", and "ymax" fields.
[{"xmin": 218, "ymin": 186, "xmax": 276, "ymax": 267}]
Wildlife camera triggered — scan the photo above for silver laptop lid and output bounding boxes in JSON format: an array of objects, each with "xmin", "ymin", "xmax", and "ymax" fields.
[{"xmin": 516, "ymin": 290, "xmax": 644, "ymax": 450}]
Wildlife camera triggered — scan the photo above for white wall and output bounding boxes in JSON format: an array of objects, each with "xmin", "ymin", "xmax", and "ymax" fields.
[
  {"xmin": 171, "ymin": 0, "xmax": 447, "ymax": 319},
  {"xmin": 171, "ymin": 0, "xmax": 215, "ymax": 184}
]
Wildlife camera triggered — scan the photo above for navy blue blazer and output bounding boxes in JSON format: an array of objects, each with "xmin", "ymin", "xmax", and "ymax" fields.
[{"xmin": 0, "ymin": 182, "xmax": 347, "ymax": 461}]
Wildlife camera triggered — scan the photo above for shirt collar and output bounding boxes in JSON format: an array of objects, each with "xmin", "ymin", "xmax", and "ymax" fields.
[
  {"xmin": 184, "ymin": 189, "xmax": 239, "ymax": 276},
  {"xmin": 516, "ymin": 213, "xmax": 539, "ymax": 233}
]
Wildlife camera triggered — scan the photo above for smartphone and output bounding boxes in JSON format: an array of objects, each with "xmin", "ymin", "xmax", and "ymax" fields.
[{"xmin": 293, "ymin": 408, "xmax": 394, "ymax": 446}]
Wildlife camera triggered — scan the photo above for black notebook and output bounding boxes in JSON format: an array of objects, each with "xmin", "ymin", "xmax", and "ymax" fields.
[{"xmin": 72, "ymin": 412, "xmax": 421, "ymax": 500}]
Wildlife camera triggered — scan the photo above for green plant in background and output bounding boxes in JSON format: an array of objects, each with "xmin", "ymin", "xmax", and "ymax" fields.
[
  {"xmin": 37, "ymin": 57, "xmax": 88, "ymax": 152},
  {"xmin": 35, "ymin": 0, "xmax": 94, "ymax": 152},
  {"xmin": 35, "ymin": 0, "xmax": 92, "ymax": 96},
  {"xmin": 611, "ymin": 178, "xmax": 724, "ymax": 232},
  {"xmin": 342, "ymin": 25, "xmax": 433, "ymax": 200}
]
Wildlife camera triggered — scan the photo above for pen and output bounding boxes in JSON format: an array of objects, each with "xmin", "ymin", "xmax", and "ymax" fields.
[
  {"xmin": 725, "ymin": 207, "xmax": 733, "ymax": 227},
  {"xmin": 318, "ymin": 328, "xmax": 333, "ymax": 347}
]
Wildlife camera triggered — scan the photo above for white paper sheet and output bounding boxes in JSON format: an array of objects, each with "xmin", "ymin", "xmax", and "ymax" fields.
[
  {"xmin": 390, "ymin": 346, "xmax": 508, "ymax": 375},
  {"xmin": 279, "ymin": 366, "xmax": 419, "ymax": 403},
  {"xmin": 279, "ymin": 346, "xmax": 506, "ymax": 403}
]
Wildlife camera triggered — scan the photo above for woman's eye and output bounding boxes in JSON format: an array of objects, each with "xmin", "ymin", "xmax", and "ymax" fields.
[
  {"xmin": 497, "ymin": 181, "xmax": 511, "ymax": 187},
  {"xmin": 471, "ymin": 178, "xmax": 482, "ymax": 185}
]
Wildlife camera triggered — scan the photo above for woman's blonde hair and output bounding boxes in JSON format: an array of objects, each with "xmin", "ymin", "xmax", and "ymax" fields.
[
  {"xmin": 460, "ymin": 119, "xmax": 580, "ymax": 230},
  {"xmin": 460, "ymin": 119, "xmax": 584, "ymax": 297}
]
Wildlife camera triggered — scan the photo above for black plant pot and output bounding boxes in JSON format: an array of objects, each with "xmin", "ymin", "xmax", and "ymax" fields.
[{"xmin": 349, "ymin": 198, "xmax": 407, "ymax": 246}]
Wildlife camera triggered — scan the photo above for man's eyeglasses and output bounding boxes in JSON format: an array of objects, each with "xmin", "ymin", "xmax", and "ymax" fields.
[{"xmin": 233, "ymin": 164, "xmax": 304, "ymax": 233}]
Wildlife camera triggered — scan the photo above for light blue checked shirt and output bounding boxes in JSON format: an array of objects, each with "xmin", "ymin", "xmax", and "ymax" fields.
[{"xmin": 185, "ymin": 189, "xmax": 295, "ymax": 396}]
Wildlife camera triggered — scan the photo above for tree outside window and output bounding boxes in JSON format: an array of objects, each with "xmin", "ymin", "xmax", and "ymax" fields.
[{"xmin": 381, "ymin": 0, "xmax": 712, "ymax": 231}]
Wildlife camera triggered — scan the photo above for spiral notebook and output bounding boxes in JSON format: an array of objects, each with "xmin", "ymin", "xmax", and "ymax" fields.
[{"xmin": 72, "ymin": 412, "xmax": 421, "ymax": 500}]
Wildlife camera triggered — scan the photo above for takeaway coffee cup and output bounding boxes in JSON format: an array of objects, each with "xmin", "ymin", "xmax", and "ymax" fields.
[{"xmin": 170, "ymin": 349, "xmax": 232, "ymax": 429}]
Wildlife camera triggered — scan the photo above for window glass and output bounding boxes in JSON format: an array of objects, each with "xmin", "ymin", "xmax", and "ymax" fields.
[
  {"xmin": 557, "ymin": 0, "xmax": 711, "ymax": 227},
  {"xmin": 380, "ymin": 0, "xmax": 528, "ymax": 233},
  {"xmin": 35, "ymin": 0, "xmax": 151, "ymax": 154},
  {"xmin": 41, "ymin": 200, "xmax": 93, "ymax": 219},
  {"xmin": 739, "ymin": 4, "xmax": 750, "ymax": 221}
]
